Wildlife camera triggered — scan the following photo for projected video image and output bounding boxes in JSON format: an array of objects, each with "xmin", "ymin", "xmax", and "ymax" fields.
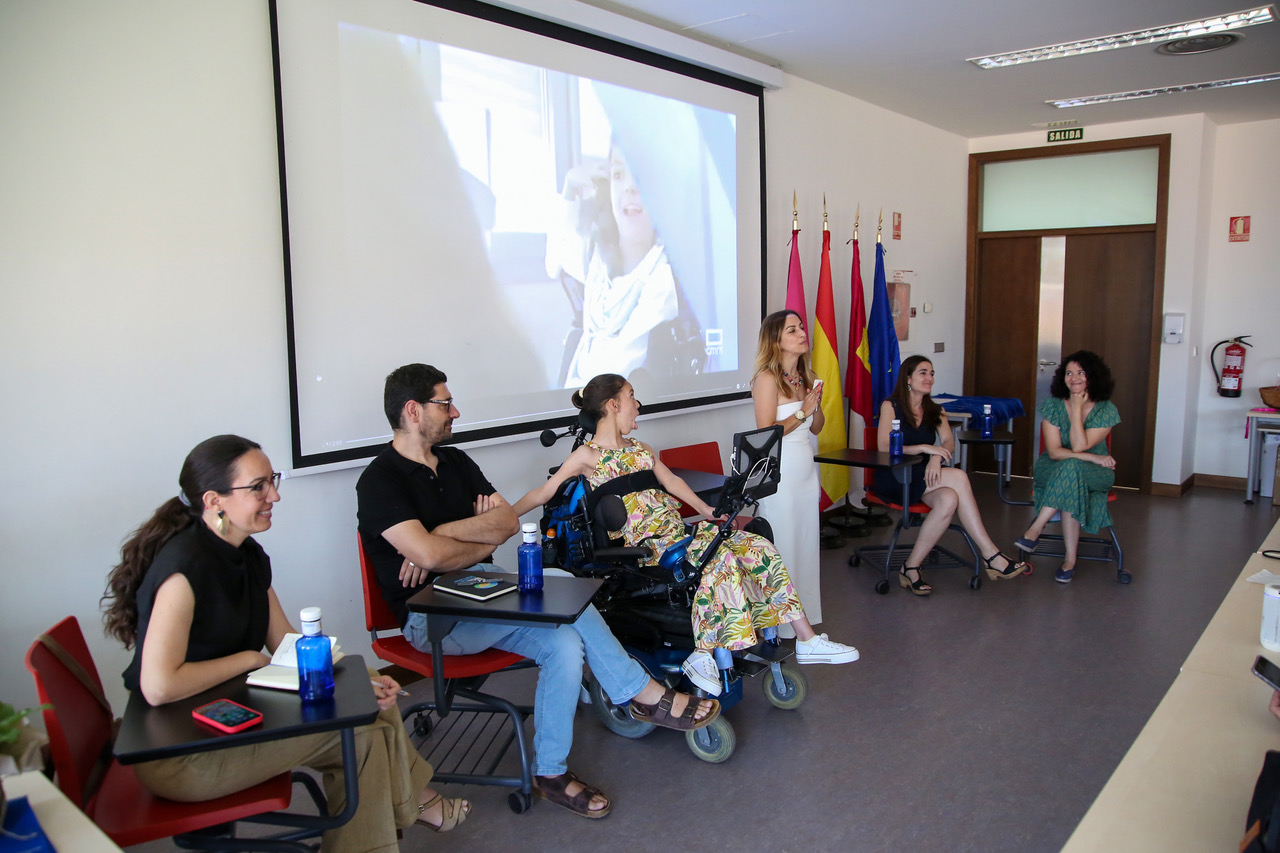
[{"xmin": 420, "ymin": 37, "xmax": 739, "ymax": 388}]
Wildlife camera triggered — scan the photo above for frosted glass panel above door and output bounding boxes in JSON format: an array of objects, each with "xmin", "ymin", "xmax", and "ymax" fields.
[{"xmin": 980, "ymin": 148, "xmax": 1159, "ymax": 232}]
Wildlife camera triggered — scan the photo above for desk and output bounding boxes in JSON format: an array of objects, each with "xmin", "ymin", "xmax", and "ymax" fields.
[
  {"xmin": 1062, "ymin": 528, "xmax": 1280, "ymax": 852},
  {"xmin": 114, "ymin": 655, "xmax": 379, "ymax": 847},
  {"xmin": 954, "ymin": 429, "xmax": 1032, "ymax": 506},
  {"xmin": 668, "ymin": 467, "xmax": 725, "ymax": 504},
  {"xmin": 3, "ymin": 771, "xmax": 124, "ymax": 852},
  {"xmin": 1247, "ymin": 410, "xmax": 1280, "ymax": 503},
  {"xmin": 407, "ymin": 572, "xmax": 601, "ymax": 713}
]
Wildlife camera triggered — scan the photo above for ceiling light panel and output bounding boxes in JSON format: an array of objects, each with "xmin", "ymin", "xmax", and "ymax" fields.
[
  {"xmin": 1049, "ymin": 71, "xmax": 1280, "ymax": 107},
  {"xmin": 969, "ymin": 5, "xmax": 1274, "ymax": 69}
]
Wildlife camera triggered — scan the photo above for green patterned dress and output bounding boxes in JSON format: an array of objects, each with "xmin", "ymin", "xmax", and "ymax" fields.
[
  {"xmin": 585, "ymin": 439, "xmax": 804, "ymax": 651},
  {"xmin": 1033, "ymin": 397, "xmax": 1121, "ymax": 533}
]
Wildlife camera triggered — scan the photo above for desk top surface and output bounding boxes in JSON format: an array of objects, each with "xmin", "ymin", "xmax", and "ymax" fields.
[
  {"xmin": 1062, "ymin": 523, "xmax": 1280, "ymax": 852},
  {"xmin": 1248, "ymin": 410, "xmax": 1280, "ymax": 422},
  {"xmin": 813, "ymin": 448, "xmax": 923, "ymax": 470},
  {"xmin": 668, "ymin": 467, "xmax": 725, "ymax": 500},
  {"xmin": 406, "ymin": 571, "xmax": 601, "ymax": 625},
  {"xmin": 955, "ymin": 428, "xmax": 1016, "ymax": 445},
  {"xmin": 5, "ymin": 771, "xmax": 125, "ymax": 852},
  {"xmin": 114, "ymin": 655, "xmax": 378, "ymax": 765}
]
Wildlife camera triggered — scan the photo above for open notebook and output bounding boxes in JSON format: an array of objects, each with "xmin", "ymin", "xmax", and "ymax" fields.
[{"xmin": 245, "ymin": 633, "xmax": 343, "ymax": 691}]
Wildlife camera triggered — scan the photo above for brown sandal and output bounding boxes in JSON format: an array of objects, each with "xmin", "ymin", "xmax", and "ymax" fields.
[
  {"xmin": 417, "ymin": 792, "xmax": 470, "ymax": 832},
  {"xmin": 628, "ymin": 687, "xmax": 720, "ymax": 731},
  {"xmin": 533, "ymin": 771, "xmax": 612, "ymax": 819}
]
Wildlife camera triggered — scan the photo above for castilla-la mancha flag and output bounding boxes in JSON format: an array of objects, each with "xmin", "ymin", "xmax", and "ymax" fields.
[
  {"xmin": 812, "ymin": 229, "xmax": 847, "ymax": 509},
  {"xmin": 844, "ymin": 234, "xmax": 873, "ymax": 440}
]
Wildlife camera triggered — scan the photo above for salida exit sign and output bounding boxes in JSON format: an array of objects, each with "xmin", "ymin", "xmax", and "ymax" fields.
[{"xmin": 1047, "ymin": 128, "xmax": 1084, "ymax": 142}]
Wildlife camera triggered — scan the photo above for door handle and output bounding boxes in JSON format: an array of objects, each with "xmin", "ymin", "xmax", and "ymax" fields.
[{"xmin": 1038, "ymin": 360, "xmax": 1058, "ymax": 365}]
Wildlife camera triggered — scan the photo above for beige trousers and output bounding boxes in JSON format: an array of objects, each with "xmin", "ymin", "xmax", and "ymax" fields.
[{"xmin": 132, "ymin": 704, "xmax": 434, "ymax": 853}]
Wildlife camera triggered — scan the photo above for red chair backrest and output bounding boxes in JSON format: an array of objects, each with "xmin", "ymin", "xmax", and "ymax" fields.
[
  {"xmin": 358, "ymin": 533, "xmax": 399, "ymax": 634},
  {"xmin": 24, "ymin": 616, "xmax": 114, "ymax": 807},
  {"xmin": 659, "ymin": 442, "xmax": 723, "ymax": 517},
  {"xmin": 658, "ymin": 442, "xmax": 723, "ymax": 475}
]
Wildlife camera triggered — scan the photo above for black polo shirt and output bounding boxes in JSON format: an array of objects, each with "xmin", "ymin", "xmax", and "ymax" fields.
[
  {"xmin": 122, "ymin": 520, "xmax": 272, "ymax": 695},
  {"xmin": 356, "ymin": 442, "xmax": 497, "ymax": 627}
]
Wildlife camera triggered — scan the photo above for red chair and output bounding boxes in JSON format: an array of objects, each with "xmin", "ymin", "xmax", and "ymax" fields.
[
  {"xmin": 849, "ymin": 427, "xmax": 981, "ymax": 593},
  {"xmin": 1030, "ymin": 428, "xmax": 1128, "ymax": 583},
  {"xmin": 357, "ymin": 534, "xmax": 537, "ymax": 813},
  {"xmin": 24, "ymin": 616, "xmax": 295, "ymax": 850}
]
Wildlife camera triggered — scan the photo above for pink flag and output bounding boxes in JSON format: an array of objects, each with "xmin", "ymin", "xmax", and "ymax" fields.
[{"xmin": 785, "ymin": 228, "xmax": 807, "ymax": 320}]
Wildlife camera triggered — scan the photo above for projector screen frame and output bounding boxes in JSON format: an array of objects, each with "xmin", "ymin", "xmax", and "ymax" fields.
[{"xmin": 269, "ymin": 0, "xmax": 769, "ymax": 470}]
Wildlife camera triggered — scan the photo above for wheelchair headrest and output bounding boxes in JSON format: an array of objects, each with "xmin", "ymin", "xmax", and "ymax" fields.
[{"xmin": 577, "ymin": 410, "xmax": 598, "ymax": 435}]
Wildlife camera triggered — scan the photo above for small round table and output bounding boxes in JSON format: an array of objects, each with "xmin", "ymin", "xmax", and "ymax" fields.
[{"xmin": 955, "ymin": 429, "xmax": 1032, "ymax": 506}]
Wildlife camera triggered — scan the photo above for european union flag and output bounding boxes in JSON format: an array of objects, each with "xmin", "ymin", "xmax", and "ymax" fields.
[{"xmin": 868, "ymin": 241, "xmax": 900, "ymax": 420}]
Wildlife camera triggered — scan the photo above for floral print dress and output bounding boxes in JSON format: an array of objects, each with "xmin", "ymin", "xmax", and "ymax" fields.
[{"xmin": 585, "ymin": 438, "xmax": 804, "ymax": 650}]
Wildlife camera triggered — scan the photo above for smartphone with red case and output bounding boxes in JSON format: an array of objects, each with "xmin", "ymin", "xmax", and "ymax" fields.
[{"xmin": 192, "ymin": 698, "xmax": 264, "ymax": 734}]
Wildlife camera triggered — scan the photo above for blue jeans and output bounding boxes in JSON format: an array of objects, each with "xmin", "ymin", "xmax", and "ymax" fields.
[{"xmin": 403, "ymin": 567, "xmax": 649, "ymax": 777}]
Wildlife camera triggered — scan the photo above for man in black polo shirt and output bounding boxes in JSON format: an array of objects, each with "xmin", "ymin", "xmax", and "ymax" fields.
[{"xmin": 356, "ymin": 363, "xmax": 718, "ymax": 819}]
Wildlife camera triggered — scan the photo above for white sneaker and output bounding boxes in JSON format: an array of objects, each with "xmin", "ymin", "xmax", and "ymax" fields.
[
  {"xmin": 795, "ymin": 633, "xmax": 860, "ymax": 665},
  {"xmin": 680, "ymin": 650, "xmax": 723, "ymax": 695}
]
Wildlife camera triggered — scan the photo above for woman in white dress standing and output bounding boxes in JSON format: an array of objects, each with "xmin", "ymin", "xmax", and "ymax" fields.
[{"xmin": 751, "ymin": 310, "xmax": 825, "ymax": 636}]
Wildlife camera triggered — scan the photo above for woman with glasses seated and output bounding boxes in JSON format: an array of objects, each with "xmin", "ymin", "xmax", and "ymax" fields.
[
  {"xmin": 512, "ymin": 374, "xmax": 860, "ymax": 697},
  {"xmin": 101, "ymin": 435, "xmax": 467, "ymax": 851}
]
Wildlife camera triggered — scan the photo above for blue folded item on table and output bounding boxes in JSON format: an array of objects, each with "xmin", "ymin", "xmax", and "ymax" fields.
[
  {"xmin": 932, "ymin": 393, "xmax": 1025, "ymax": 428},
  {"xmin": 0, "ymin": 796, "xmax": 56, "ymax": 853}
]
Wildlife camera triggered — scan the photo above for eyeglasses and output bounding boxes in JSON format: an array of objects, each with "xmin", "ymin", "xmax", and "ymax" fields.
[
  {"xmin": 423, "ymin": 398, "xmax": 455, "ymax": 409},
  {"xmin": 226, "ymin": 472, "xmax": 282, "ymax": 496}
]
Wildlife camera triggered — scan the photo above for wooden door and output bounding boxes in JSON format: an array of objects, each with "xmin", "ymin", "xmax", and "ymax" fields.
[
  {"xmin": 970, "ymin": 236, "xmax": 1040, "ymax": 475},
  {"xmin": 1062, "ymin": 231, "xmax": 1155, "ymax": 489}
]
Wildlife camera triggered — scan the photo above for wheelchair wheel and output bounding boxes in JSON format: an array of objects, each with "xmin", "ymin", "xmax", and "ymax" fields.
[
  {"xmin": 761, "ymin": 663, "xmax": 807, "ymax": 710},
  {"xmin": 508, "ymin": 790, "xmax": 532, "ymax": 814},
  {"xmin": 587, "ymin": 674, "xmax": 655, "ymax": 739},
  {"xmin": 685, "ymin": 716, "xmax": 735, "ymax": 763}
]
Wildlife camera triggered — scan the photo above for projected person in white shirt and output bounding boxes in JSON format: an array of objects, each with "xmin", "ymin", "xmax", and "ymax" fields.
[{"xmin": 546, "ymin": 144, "xmax": 686, "ymax": 388}]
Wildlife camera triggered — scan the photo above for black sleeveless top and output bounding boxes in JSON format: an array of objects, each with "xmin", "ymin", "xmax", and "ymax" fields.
[{"xmin": 872, "ymin": 400, "xmax": 940, "ymax": 506}]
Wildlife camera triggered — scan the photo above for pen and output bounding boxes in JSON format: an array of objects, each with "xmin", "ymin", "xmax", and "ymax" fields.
[{"xmin": 372, "ymin": 679, "xmax": 410, "ymax": 696}]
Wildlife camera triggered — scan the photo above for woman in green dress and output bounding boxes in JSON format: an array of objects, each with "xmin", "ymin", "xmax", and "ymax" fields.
[{"xmin": 1015, "ymin": 351, "xmax": 1120, "ymax": 583}]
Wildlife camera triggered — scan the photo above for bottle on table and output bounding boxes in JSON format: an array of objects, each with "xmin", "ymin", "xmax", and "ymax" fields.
[
  {"xmin": 297, "ymin": 606, "xmax": 335, "ymax": 702},
  {"xmin": 980, "ymin": 404, "xmax": 995, "ymax": 439},
  {"xmin": 1263, "ymin": 584, "xmax": 1280, "ymax": 652},
  {"xmin": 518, "ymin": 522, "xmax": 544, "ymax": 592},
  {"xmin": 888, "ymin": 419, "xmax": 904, "ymax": 457}
]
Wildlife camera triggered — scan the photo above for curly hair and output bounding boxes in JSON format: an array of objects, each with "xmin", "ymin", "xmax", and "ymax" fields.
[
  {"xmin": 1049, "ymin": 350, "xmax": 1114, "ymax": 401},
  {"xmin": 751, "ymin": 310, "xmax": 813, "ymax": 399}
]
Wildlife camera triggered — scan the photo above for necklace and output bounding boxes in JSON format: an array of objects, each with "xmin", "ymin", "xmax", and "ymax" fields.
[{"xmin": 782, "ymin": 370, "xmax": 803, "ymax": 389}]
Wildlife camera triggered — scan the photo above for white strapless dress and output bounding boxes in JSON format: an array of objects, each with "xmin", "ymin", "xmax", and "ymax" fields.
[{"xmin": 757, "ymin": 400, "xmax": 821, "ymax": 630}]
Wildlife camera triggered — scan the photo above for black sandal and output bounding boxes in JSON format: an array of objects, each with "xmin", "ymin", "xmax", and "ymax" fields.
[
  {"xmin": 533, "ymin": 771, "xmax": 612, "ymax": 819},
  {"xmin": 983, "ymin": 551, "xmax": 1030, "ymax": 580},
  {"xmin": 898, "ymin": 566, "xmax": 932, "ymax": 596}
]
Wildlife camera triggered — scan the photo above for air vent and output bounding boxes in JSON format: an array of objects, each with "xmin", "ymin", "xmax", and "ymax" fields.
[{"xmin": 1156, "ymin": 33, "xmax": 1242, "ymax": 55}]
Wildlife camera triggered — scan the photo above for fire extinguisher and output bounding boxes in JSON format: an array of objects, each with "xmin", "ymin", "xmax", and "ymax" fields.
[{"xmin": 1211, "ymin": 335, "xmax": 1252, "ymax": 397}]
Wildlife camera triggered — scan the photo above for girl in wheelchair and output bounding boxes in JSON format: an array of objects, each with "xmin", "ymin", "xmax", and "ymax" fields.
[{"xmin": 512, "ymin": 373, "xmax": 860, "ymax": 695}]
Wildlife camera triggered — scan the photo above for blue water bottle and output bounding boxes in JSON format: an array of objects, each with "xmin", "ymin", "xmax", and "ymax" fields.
[
  {"xmin": 888, "ymin": 419, "xmax": 904, "ymax": 457},
  {"xmin": 518, "ymin": 523, "xmax": 544, "ymax": 592},
  {"xmin": 980, "ymin": 404, "xmax": 994, "ymax": 439},
  {"xmin": 296, "ymin": 607, "xmax": 334, "ymax": 702}
]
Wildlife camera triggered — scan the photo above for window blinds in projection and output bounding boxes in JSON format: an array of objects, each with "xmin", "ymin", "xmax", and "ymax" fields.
[{"xmin": 272, "ymin": 0, "xmax": 765, "ymax": 467}]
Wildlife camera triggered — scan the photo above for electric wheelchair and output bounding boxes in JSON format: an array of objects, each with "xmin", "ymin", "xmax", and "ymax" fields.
[{"xmin": 537, "ymin": 421, "xmax": 808, "ymax": 763}]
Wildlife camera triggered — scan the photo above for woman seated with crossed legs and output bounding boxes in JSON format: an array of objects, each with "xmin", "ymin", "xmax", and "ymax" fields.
[
  {"xmin": 873, "ymin": 356, "xmax": 1029, "ymax": 595},
  {"xmin": 512, "ymin": 373, "xmax": 860, "ymax": 696}
]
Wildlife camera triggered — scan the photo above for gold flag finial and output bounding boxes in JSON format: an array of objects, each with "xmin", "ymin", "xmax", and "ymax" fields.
[
  {"xmin": 877, "ymin": 208, "xmax": 883, "ymax": 244},
  {"xmin": 792, "ymin": 190, "xmax": 799, "ymax": 230},
  {"xmin": 823, "ymin": 194, "xmax": 829, "ymax": 232},
  {"xmin": 853, "ymin": 204, "xmax": 860, "ymax": 241}
]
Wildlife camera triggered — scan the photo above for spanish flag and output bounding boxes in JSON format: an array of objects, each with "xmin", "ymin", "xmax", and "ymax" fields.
[{"xmin": 812, "ymin": 229, "xmax": 847, "ymax": 509}]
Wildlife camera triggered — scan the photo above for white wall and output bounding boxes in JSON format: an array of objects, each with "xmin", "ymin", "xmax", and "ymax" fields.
[{"xmin": 0, "ymin": 2, "xmax": 968, "ymax": 712}]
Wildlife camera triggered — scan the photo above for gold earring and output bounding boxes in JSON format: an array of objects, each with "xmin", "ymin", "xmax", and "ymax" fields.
[{"xmin": 216, "ymin": 509, "xmax": 229, "ymax": 536}]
